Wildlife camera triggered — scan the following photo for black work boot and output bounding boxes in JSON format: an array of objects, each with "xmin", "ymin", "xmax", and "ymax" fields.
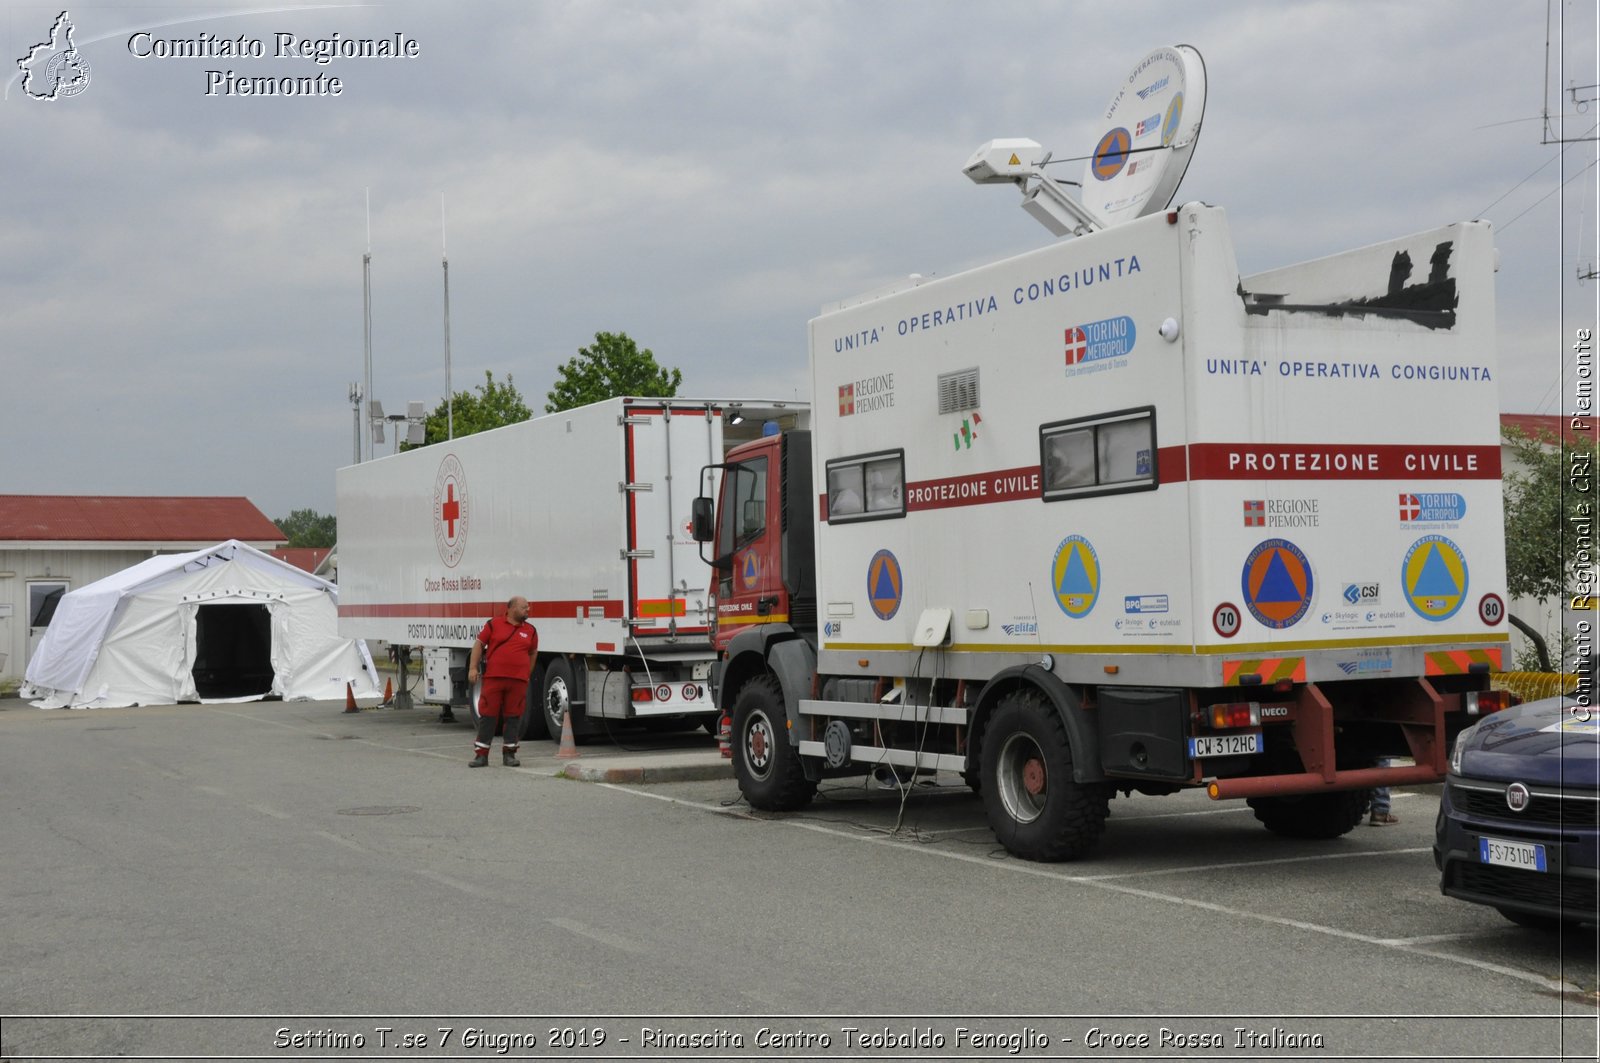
[
  {"xmin": 502, "ymin": 748, "xmax": 520, "ymax": 767},
  {"xmin": 471, "ymin": 715, "xmax": 497, "ymax": 768}
]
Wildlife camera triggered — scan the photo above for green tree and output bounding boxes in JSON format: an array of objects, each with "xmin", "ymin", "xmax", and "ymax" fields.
[
  {"xmin": 545, "ymin": 331, "xmax": 682, "ymax": 413},
  {"xmin": 1502, "ymin": 426, "xmax": 1576, "ymax": 603},
  {"xmin": 1502, "ymin": 425, "xmax": 1594, "ymax": 668},
  {"xmin": 404, "ymin": 369, "xmax": 533, "ymax": 449},
  {"xmin": 275, "ymin": 509, "xmax": 337, "ymax": 548}
]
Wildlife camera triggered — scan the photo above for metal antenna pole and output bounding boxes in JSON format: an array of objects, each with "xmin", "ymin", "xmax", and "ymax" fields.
[
  {"xmin": 363, "ymin": 189, "xmax": 373, "ymax": 462},
  {"xmin": 349, "ymin": 382, "xmax": 362, "ymax": 465},
  {"xmin": 442, "ymin": 192, "xmax": 453, "ymax": 440}
]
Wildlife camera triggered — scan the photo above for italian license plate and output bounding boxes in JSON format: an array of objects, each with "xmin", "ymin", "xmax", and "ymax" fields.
[
  {"xmin": 1479, "ymin": 836, "xmax": 1548, "ymax": 872},
  {"xmin": 1188, "ymin": 732, "xmax": 1262, "ymax": 758}
]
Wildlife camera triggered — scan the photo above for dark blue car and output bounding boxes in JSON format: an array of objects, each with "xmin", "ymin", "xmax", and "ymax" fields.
[{"xmin": 1435, "ymin": 695, "xmax": 1600, "ymax": 929}]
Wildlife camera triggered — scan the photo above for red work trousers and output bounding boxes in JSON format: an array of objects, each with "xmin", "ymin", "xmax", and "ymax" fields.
[{"xmin": 474, "ymin": 678, "xmax": 527, "ymax": 754}]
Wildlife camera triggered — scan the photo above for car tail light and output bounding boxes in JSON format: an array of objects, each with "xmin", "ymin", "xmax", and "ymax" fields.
[
  {"xmin": 631, "ymin": 687, "xmax": 654, "ymax": 703},
  {"xmin": 1209, "ymin": 702, "xmax": 1261, "ymax": 729}
]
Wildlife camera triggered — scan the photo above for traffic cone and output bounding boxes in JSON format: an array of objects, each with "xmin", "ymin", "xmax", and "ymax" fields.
[
  {"xmin": 555, "ymin": 709, "xmax": 580, "ymax": 759},
  {"xmin": 381, "ymin": 677, "xmax": 394, "ymax": 707},
  {"xmin": 343, "ymin": 682, "xmax": 358, "ymax": 713}
]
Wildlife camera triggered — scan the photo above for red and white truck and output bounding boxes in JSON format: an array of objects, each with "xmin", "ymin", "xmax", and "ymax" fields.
[
  {"xmin": 694, "ymin": 201, "xmax": 1512, "ymax": 860},
  {"xmin": 336, "ymin": 396, "xmax": 806, "ymax": 740}
]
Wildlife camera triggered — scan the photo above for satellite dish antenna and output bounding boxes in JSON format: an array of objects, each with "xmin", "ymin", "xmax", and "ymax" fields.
[
  {"xmin": 964, "ymin": 44, "xmax": 1207, "ymax": 238},
  {"xmin": 1083, "ymin": 44, "xmax": 1207, "ymax": 228}
]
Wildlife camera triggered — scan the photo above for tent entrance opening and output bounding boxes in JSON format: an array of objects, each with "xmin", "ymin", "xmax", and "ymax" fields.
[{"xmin": 193, "ymin": 603, "xmax": 273, "ymax": 698}]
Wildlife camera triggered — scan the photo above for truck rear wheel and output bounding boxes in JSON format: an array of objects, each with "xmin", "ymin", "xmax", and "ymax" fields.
[
  {"xmin": 542, "ymin": 658, "xmax": 577, "ymax": 743},
  {"xmin": 520, "ymin": 667, "xmax": 551, "ymax": 742},
  {"xmin": 1246, "ymin": 790, "xmax": 1368, "ymax": 839},
  {"xmin": 732, "ymin": 675, "xmax": 815, "ymax": 811},
  {"xmin": 981, "ymin": 690, "xmax": 1109, "ymax": 862}
]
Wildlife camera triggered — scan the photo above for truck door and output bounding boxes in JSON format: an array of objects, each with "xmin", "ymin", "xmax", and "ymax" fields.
[{"xmin": 715, "ymin": 449, "xmax": 784, "ymax": 632}]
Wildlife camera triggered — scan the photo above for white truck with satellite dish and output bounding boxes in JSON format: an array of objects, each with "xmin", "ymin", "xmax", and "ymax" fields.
[
  {"xmin": 692, "ymin": 44, "xmax": 1512, "ymax": 860},
  {"xmin": 336, "ymin": 396, "xmax": 806, "ymax": 740}
]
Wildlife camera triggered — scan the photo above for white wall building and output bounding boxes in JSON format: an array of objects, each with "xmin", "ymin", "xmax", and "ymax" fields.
[{"xmin": 0, "ymin": 495, "xmax": 284, "ymax": 686}]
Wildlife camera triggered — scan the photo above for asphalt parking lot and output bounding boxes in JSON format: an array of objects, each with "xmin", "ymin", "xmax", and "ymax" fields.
[{"xmin": 3, "ymin": 695, "xmax": 1597, "ymax": 1061}]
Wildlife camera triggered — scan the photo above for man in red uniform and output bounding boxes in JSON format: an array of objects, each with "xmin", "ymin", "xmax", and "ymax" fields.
[{"xmin": 466, "ymin": 596, "xmax": 537, "ymax": 767}]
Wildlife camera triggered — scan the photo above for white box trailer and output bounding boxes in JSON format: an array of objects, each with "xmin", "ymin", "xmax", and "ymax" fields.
[
  {"xmin": 704, "ymin": 204, "xmax": 1510, "ymax": 859},
  {"xmin": 337, "ymin": 396, "xmax": 807, "ymax": 740}
]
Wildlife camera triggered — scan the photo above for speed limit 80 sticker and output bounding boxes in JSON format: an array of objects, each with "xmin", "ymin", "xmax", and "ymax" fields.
[{"xmin": 1478, "ymin": 593, "xmax": 1505, "ymax": 626}]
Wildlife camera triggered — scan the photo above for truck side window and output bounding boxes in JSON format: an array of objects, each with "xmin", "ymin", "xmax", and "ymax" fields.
[
  {"xmin": 719, "ymin": 456, "xmax": 769, "ymax": 555},
  {"xmin": 1040, "ymin": 406, "xmax": 1157, "ymax": 501},
  {"xmin": 825, "ymin": 450, "xmax": 905, "ymax": 523}
]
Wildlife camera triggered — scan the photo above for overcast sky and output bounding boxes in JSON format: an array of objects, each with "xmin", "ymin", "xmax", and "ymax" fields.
[{"xmin": 4, "ymin": 0, "xmax": 1596, "ymax": 522}]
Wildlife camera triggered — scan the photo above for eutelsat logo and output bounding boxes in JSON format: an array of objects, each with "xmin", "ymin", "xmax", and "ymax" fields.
[{"xmin": 17, "ymin": 11, "xmax": 92, "ymax": 100}]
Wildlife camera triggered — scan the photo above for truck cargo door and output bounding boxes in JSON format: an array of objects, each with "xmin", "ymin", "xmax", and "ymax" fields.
[{"xmin": 626, "ymin": 407, "xmax": 717, "ymax": 635}]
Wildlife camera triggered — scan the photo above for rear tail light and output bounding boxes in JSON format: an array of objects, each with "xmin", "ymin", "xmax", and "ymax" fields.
[
  {"xmin": 1466, "ymin": 690, "xmax": 1514, "ymax": 715},
  {"xmin": 1209, "ymin": 702, "xmax": 1261, "ymax": 729},
  {"xmin": 631, "ymin": 687, "xmax": 654, "ymax": 703}
]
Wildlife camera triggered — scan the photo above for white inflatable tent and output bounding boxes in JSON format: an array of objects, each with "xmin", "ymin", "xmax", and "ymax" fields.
[{"xmin": 23, "ymin": 540, "xmax": 381, "ymax": 708}]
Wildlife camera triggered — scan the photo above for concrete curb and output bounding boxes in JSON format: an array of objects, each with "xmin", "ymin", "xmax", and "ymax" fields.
[{"xmin": 557, "ymin": 756, "xmax": 732, "ymax": 784}]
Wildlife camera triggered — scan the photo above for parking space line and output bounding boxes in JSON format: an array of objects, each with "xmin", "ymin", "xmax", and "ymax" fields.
[
  {"xmin": 1116, "ymin": 806, "xmax": 1255, "ymax": 820},
  {"xmin": 1077, "ymin": 847, "xmax": 1435, "ymax": 881},
  {"xmin": 1378, "ymin": 932, "xmax": 1483, "ymax": 946},
  {"xmin": 546, "ymin": 917, "xmax": 648, "ymax": 954},
  {"xmin": 414, "ymin": 869, "xmax": 493, "ymax": 898},
  {"xmin": 206, "ymin": 707, "xmax": 469, "ymax": 762},
  {"xmin": 598, "ymin": 783, "xmax": 1583, "ymax": 997},
  {"xmin": 312, "ymin": 829, "xmax": 371, "ymax": 854}
]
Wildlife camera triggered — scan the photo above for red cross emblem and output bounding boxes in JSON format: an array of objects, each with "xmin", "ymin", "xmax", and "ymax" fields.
[
  {"xmin": 440, "ymin": 482, "xmax": 461, "ymax": 539},
  {"xmin": 838, "ymin": 384, "xmax": 855, "ymax": 416},
  {"xmin": 433, "ymin": 454, "xmax": 469, "ymax": 568}
]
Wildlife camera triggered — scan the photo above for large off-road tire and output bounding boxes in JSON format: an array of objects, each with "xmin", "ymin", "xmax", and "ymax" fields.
[
  {"xmin": 541, "ymin": 657, "xmax": 578, "ymax": 743},
  {"xmin": 980, "ymin": 690, "xmax": 1109, "ymax": 862},
  {"xmin": 732, "ymin": 675, "xmax": 816, "ymax": 811},
  {"xmin": 1247, "ymin": 790, "xmax": 1369, "ymax": 839}
]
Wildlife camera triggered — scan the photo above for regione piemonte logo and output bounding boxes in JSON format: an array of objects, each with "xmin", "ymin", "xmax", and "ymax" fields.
[
  {"xmin": 433, "ymin": 453, "xmax": 469, "ymax": 568},
  {"xmin": 17, "ymin": 11, "xmax": 92, "ymax": 100}
]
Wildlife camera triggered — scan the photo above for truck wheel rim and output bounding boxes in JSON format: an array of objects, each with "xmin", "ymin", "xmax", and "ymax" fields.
[
  {"xmin": 997, "ymin": 732, "xmax": 1046, "ymax": 824},
  {"xmin": 745, "ymin": 712, "xmax": 774, "ymax": 778},
  {"xmin": 547, "ymin": 677, "xmax": 569, "ymax": 725}
]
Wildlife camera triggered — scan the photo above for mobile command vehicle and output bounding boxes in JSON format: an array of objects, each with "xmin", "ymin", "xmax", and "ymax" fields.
[
  {"xmin": 337, "ymin": 396, "xmax": 806, "ymax": 740},
  {"xmin": 693, "ymin": 46, "xmax": 1514, "ymax": 861}
]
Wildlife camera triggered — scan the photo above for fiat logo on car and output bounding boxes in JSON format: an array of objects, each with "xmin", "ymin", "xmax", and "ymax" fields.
[{"xmin": 1505, "ymin": 782, "xmax": 1531, "ymax": 813}]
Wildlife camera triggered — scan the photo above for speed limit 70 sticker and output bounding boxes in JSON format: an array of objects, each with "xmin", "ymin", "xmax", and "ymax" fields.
[{"xmin": 1213, "ymin": 602, "xmax": 1242, "ymax": 638}]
